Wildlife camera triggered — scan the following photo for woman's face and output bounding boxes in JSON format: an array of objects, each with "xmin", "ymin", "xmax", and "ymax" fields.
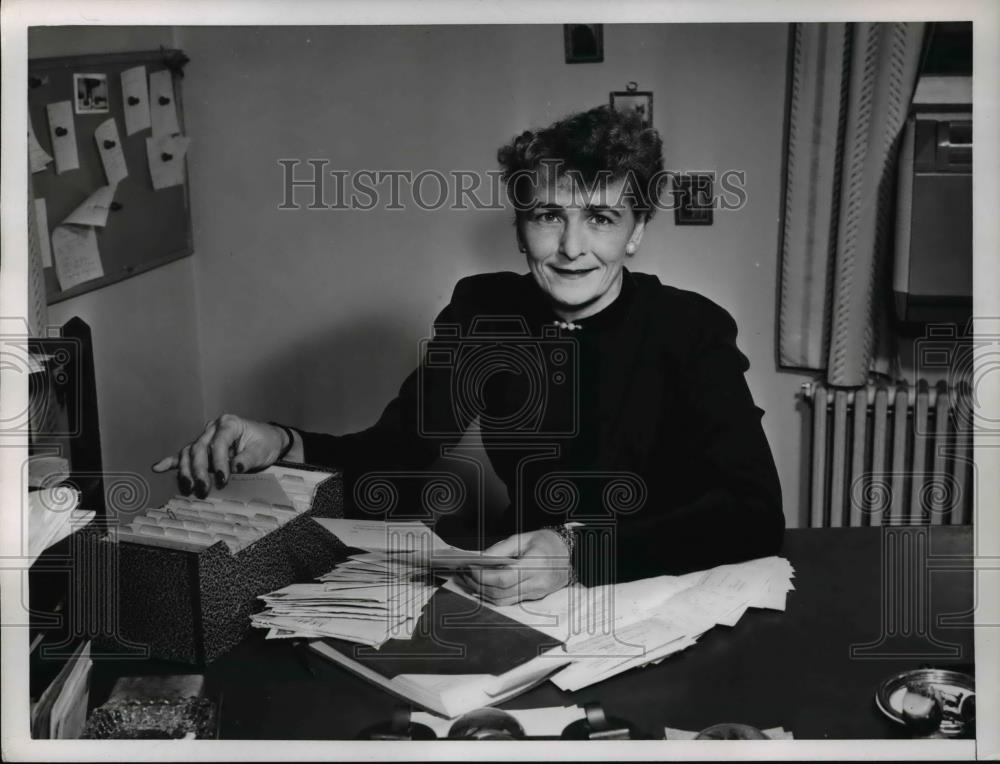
[{"xmin": 519, "ymin": 175, "xmax": 645, "ymax": 320}]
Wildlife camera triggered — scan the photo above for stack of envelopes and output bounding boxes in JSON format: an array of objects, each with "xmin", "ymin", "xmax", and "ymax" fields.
[{"xmin": 251, "ymin": 553, "xmax": 440, "ymax": 647}]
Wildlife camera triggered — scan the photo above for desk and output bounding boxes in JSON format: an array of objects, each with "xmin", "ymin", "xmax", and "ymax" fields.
[{"xmin": 88, "ymin": 526, "xmax": 975, "ymax": 739}]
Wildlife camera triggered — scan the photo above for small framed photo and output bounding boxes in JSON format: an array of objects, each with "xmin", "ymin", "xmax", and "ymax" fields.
[
  {"xmin": 610, "ymin": 87, "xmax": 654, "ymax": 128},
  {"xmin": 73, "ymin": 72, "xmax": 109, "ymax": 114},
  {"xmin": 564, "ymin": 24, "xmax": 604, "ymax": 64}
]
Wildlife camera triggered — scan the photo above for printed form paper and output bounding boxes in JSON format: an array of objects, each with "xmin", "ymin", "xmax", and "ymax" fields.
[
  {"xmin": 121, "ymin": 65, "xmax": 151, "ymax": 135},
  {"xmin": 51, "ymin": 225, "xmax": 103, "ymax": 291}
]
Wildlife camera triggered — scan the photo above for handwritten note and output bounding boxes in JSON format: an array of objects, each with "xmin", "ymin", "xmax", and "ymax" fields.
[
  {"xmin": 62, "ymin": 185, "xmax": 116, "ymax": 228},
  {"xmin": 148, "ymin": 69, "xmax": 180, "ymax": 137},
  {"xmin": 51, "ymin": 225, "xmax": 103, "ymax": 291},
  {"xmin": 28, "ymin": 115, "xmax": 53, "ymax": 173},
  {"xmin": 34, "ymin": 199, "xmax": 53, "ymax": 267},
  {"xmin": 46, "ymin": 101, "xmax": 79, "ymax": 174},
  {"xmin": 146, "ymin": 134, "xmax": 190, "ymax": 190},
  {"xmin": 94, "ymin": 118, "xmax": 128, "ymax": 185},
  {"xmin": 120, "ymin": 65, "xmax": 151, "ymax": 135}
]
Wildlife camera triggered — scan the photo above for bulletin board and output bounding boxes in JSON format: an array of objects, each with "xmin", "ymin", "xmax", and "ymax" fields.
[{"xmin": 28, "ymin": 49, "xmax": 192, "ymax": 304}]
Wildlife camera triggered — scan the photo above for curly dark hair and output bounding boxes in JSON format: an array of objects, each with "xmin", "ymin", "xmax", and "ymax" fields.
[{"xmin": 497, "ymin": 105, "xmax": 665, "ymax": 221}]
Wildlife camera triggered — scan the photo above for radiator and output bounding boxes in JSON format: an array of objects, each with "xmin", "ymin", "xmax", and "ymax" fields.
[{"xmin": 803, "ymin": 380, "xmax": 973, "ymax": 527}]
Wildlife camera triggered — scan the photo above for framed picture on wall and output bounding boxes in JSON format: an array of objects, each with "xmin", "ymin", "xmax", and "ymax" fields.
[
  {"xmin": 564, "ymin": 24, "xmax": 603, "ymax": 63},
  {"xmin": 610, "ymin": 83, "xmax": 653, "ymax": 128}
]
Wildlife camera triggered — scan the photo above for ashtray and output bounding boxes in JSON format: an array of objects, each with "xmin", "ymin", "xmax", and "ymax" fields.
[
  {"xmin": 81, "ymin": 697, "xmax": 218, "ymax": 739},
  {"xmin": 876, "ymin": 668, "xmax": 975, "ymax": 738}
]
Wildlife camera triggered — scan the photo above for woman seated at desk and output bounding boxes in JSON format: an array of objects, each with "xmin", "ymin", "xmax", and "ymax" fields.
[{"xmin": 154, "ymin": 105, "xmax": 784, "ymax": 603}]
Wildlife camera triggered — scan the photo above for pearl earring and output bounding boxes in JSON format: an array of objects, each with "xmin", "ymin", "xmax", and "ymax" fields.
[{"xmin": 625, "ymin": 242, "xmax": 637, "ymax": 255}]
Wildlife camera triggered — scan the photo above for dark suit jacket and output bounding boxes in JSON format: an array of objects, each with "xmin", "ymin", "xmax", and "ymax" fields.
[{"xmin": 296, "ymin": 269, "xmax": 784, "ymax": 584}]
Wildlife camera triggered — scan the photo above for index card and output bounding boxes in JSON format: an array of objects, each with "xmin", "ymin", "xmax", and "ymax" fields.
[
  {"xmin": 148, "ymin": 69, "xmax": 180, "ymax": 137},
  {"xmin": 34, "ymin": 199, "xmax": 53, "ymax": 267},
  {"xmin": 62, "ymin": 185, "xmax": 116, "ymax": 228},
  {"xmin": 29, "ymin": 115, "xmax": 53, "ymax": 173},
  {"xmin": 120, "ymin": 65, "xmax": 151, "ymax": 135},
  {"xmin": 94, "ymin": 118, "xmax": 128, "ymax": 185},
  {"xmin": 146, "ymin": 134, "xmax": 190, "ymax": 190},
  {"xmin": 46, "ymin": 101, "xmax": 79, "ymax": 173}
]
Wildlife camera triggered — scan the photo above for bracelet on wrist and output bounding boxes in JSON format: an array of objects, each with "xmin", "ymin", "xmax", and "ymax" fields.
[
  {"xmin": 544, "ymin": 524, "xmax": 579, "ymax": 585},
  {"xmin": 269, "ymin": 422, "xmax": 296, "ymax": 463}
]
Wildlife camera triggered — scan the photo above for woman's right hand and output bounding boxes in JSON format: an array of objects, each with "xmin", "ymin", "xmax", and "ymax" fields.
[{"xmin": 151, "ymin": 414, "xmax": 289, "ymax": 498}]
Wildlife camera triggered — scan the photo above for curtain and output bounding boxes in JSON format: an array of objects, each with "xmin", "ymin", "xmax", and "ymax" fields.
[{"xmin": 778, "ymin": 22, "xmax": 925, "ymax": 386}]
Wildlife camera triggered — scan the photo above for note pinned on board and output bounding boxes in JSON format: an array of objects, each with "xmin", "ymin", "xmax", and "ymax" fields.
[
  {"xmin": 51, "ymin": 225, "xmax": 104, "ymax": 291},
  {"xmin": 94, "ymin": 118, "xmax": 128, "ymax": 185},
  {"xmin": 46, "ymin": 101, "xmax": 79, "ymax": 173},
  {"xmin": 148, "ymin": 69, "xmax": 180, "ymax": 137},
  {"xmin": 28, "ymin": 116, "xmax": 53, "ymax": 173},
  {"xmin": 34, "ymin": 199, "xmax": 53, "ymax": 268},
  {"xmin": 146, "ymin": 134, "xmax": 189, "ymax": 190},
  {"xmin": 62, "ymin": 185, "xmax": 116, "ymax": 228},
  {"xmin": 120, "ymin": 65, "xmax": 151, "ymax": 135}
]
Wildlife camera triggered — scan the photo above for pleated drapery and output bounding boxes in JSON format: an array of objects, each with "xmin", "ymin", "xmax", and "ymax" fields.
[{"xmin": 778, "ymin": 22, "xmax": 925, "ymax": 386}]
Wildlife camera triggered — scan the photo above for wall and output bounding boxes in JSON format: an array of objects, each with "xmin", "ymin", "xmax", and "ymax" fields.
[
  {"xmin": 30, "ymin": 26, "xmax": 206, "ymax": 510},
  {"xmin": 175, "ymin": 23, "xmax": 813, "ymax": 526}
]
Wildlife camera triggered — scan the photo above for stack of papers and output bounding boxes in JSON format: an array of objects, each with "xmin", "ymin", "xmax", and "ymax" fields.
[
  {"xmin": 115, "ymin": 466, "xmax": 328, "ymax": 553},
  {"xmin": 251, "ymin": 553, "xmax": 440, "ymax": 647},
  {"xmin": 445, "ymin": 555, "xmax": 795, "ymax": 692},
  {"xmin": 28, "ymin": 486, "xmax": 94, "ymax": 566}
]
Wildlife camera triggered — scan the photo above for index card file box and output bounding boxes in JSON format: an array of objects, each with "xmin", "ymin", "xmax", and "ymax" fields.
[{"xmin": 101, "ymin": 466, "xmax": 346, "ymax": 664}]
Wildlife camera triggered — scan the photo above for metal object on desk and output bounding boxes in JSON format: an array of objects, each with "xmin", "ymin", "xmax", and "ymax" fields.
[
  {"xmin": 448, "ymin": 707, "xmax": 525, "ymax": 740},
  {"xmin": 357, "ymin": 705, "xmax": 436, "ymax": 740},
  {"xmin": 876, "ymin": 668, "xmax": 975, "ymax": 738},
  {"xmin": 560, "ymin": 702, "xmax": 647, "ymax": 740},
  {"xmin": 694, "ymin": 722, "xmax": 769, "ymax": 739}
]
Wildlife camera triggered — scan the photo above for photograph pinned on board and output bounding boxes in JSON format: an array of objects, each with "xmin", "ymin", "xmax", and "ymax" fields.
[{"xmin": 73, "ymin": 72, "xmax": 110, "ymax": 114}]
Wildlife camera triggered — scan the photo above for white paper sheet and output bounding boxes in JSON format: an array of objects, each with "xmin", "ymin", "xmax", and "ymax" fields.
[
  {"xmin": 51, "ymin": 225, "xmax": 103, "ymax": 291},
  {"xmin": 46, "ymin": 101, "xmax": 79, "ymax": 173},
  {"xmin": 148, "ymin": 69, "xmax": 181, "ymax": 137},
  {"xmin": 121, "ymin": 65, "xmax": 151, "ymax": 135},
  {"xmin": 312, "ymin": 517, "xmax": 516, "ymax": 567},
  {"xmin": 62, "ymin": 185, "xmax": 116, "ymax": 228},
  {"xmin": 146, "ymin": 134, "xmax": 190, "ymax": 190},
  {"xmin": 33, "ymin": 199, "xmax": 53, "ymax": 267},
  {"xmin": 94, "ymin": 118, "xmax": 128, "ymax": 185},
  {"xmin": 28, "ymin": 115, "xmax": 53, "ymax": 173}
]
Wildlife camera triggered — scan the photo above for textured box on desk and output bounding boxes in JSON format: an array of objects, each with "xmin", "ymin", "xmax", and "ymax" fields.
[{"xmin": 103, "ymin": 465, "xmax": 345, "ymax": 664}]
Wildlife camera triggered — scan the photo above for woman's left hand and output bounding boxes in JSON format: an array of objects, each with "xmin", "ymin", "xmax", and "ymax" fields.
[{"xmin": 454, "ymin": 529, "xmax": 572, "ymax": 606}]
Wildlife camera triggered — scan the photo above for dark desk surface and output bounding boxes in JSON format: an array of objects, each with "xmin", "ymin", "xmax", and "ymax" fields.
[{"xmin": 89, "ymin": 526, "xmax": 975, "ymax": 740}]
